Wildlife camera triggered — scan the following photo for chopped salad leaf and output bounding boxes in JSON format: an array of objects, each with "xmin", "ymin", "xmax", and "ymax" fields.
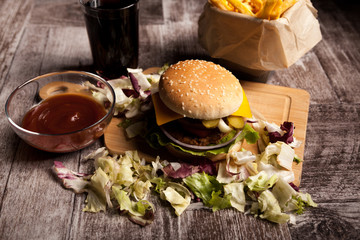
[
  {"xmin": 255, "ymin": 190, "xmax": 290, "ymax": 224},
  {"xmin": 239, "ymin": 123, "xmax": 260, "ymax": 144},
  {"xmin": 162, "ymin": 161, "xmax": 216, "ymax": 179},
  {"xmin": 223, "ymin": 182, "xmax": 246, "ymax": 212},
  {"xmin": 208, "ymin": 190, "xmax": 232, "ymax": 211},
  {"xmin": 183, "ymin": 172, "xmax": 232, "ymax": 212},
  {"xmin": 268, "ymin": 121, "xmax": 294, "ymax": 144},
  {"xmin": 183, "ymin": 172, "xmax": 223, "ymax": 206},
  {"xmin": 245, "ymin": 171, "xmax": 278, "ymax": 192},
  {"xmin": 161, "ymin": 184, "xmax": 191, "ymax": 216}
]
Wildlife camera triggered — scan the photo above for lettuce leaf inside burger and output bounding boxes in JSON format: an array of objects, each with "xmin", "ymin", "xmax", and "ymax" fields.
[{"xmin": 144, "ymin": 60, "xmax": 256, "ymax": 161}]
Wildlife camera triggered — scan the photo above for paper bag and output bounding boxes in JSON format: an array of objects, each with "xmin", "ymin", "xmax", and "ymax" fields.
[{"xmin": 198, "ymin": 0, "xmax": 322, "ymax": 73}]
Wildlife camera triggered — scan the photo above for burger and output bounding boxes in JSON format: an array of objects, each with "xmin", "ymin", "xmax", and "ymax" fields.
[{"xmin": 145, "ymin": 60, "xmax": 253, "ymax": 161}]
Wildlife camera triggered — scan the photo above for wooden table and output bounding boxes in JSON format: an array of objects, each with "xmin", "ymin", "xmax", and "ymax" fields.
[{"xmin": 0, "ymin": 0, "xmax": 359, "ymax": 239}]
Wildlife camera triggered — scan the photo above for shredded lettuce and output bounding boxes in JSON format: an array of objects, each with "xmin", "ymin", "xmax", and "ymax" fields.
[
  {"xmin": 292, "ymin": 193, "xmax": 318, "ymax": 214},
  {"xmin": 83, "ymin": 168, "xmax": 109, "ymax": 212},
  {"xmin": 254, "ymin": 190, "xmax": 290, "ymax": 224},
  {"xmin": 112, "ymin": 186, "xmax": 155, "ymax": 226},
  {"xmin": 150, "ymin": 177, "xmax": 167, "ymax": 193},
  {"xmin": 271, "ymin": 177, "xmax": 297, "ymax": 209},
  {"xmin": 272, "ymin": 177, "xmax": 317, "ymax": 215},
  {"xmin": 223, "ymin": 182, "xmax": 246, "ymax": 212},
  {"xmin": 52, "ymin": 161, "xmax": 90, "ymax": 193},
  {"xmin": 257, "ymin": 162, "xmax": 295, "ymax": 183},
  {"xmin": 245, "ymin": 171, "xmax": 278, "ymax": 192},
  {"xmin": 161, "ymin": 183, "xmax": 191, "ymax": 216},
  {"xmin": 238, "ymin": 123, "xmax": 260, "ymax": 144},
  {"xmin": 53, "ymin": 115, "xmax": 317, "ymax": 226},
  {"xmin": 208, "ymin": 191, "xmax": 232, "ymax": 211},
  {"xmin": 183, "ymin": 172, "xmax": 223, "ymax": 206},
  {"xmin": 260, "ymin": 141, "xmax": 295, "ymax": 170},
  {"xmin": 232, "ymin": 150, "xmax": 257, "ymax": 165},
  {"xmin": 183, "ymin": 172, "xmax": 232, "ymax": 212}
]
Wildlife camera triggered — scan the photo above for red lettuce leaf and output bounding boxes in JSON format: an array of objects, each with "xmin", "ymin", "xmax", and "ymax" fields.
[
  {"xmin": 268, "ymin": 121, "xmax": 294, "ymax": 144},
  {"xmin": 162, "ymin": 160, "xmax": 216, "ymax": 179}
]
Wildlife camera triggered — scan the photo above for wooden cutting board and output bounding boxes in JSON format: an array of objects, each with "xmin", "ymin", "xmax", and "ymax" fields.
[{"xmin": 104, "ymin": 69, "xmax": 310, "ymax": 186}]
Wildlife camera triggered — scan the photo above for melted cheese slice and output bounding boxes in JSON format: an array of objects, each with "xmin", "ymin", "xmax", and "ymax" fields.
[{"xmin": 152, "ymin": 89, "xmax": 252, "ymax": 126}]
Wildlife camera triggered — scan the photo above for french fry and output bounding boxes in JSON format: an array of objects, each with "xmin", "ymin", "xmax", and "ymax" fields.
[
  {"xmin": 210, "ymin": 0, "xmax": 235, "ymax": 11},
  {"xmin": 270, "ymin": 0, "xmax": 283, "ymax": 20},
  {"xmin": 278, "ymin": 0, "xmax": 298, "ymax": 16},
  {"xmin": 256, "ymin": 0, "xmax": 280, "ymax": 20},
  {"xmin": 251, "ymin": 0, "xmax": 264, "ymax": 13},
  {"xmin": 209, "ymin": 0, "xmax": 298, "ymax": 20},
  {"xmin": 227, "ymin": 0, "xmax": 256, "ymax": 16}
]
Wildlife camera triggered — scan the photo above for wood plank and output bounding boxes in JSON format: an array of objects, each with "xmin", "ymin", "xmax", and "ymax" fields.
[
  {"xmin": 312, "ymin": 0, "xmax": 360, "ymax": 104},
  {"xmin": 139, "ymin": 23, "xmax": 209, "ymax": 70},
  {"xmin": 269, "ymin": 51, "xmax": 338, "ymax": 104},
  {"xmin": 39, "ymin": 26, "xmax": 92, "ymax": 73},
  {"xmin": 289, "ymin": 103, "xmax": 360, "ymax": 238},
  {"xmin": 290, "ymin": 202, "xmax": 360, "ymax": 239},
  {"xmin": 30, "ymin": 0, "xmax": 83, "ymax": 27},
  {"xmin": 0, "ymin": 0, "xmax": 33, "ymax": 83},
  {"xmin": 139, "ymin": 0, "xmax": 164, "ymax": 25}
]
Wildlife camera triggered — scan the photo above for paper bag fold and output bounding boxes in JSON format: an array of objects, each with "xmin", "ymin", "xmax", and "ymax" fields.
[{"xmin": 198, "ymin": 0, "xmax": 322, "ymax": 72}]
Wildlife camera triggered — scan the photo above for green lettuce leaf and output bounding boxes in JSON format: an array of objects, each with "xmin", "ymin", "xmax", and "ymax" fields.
[
  {"xmin": 259, "ymin": 141, "xmax": 294, "ymax": 170},
  {"xmin": 162, "ymin": 184, "xmax": 191, "ymax": 216},
  {"xmin": 83, "ymin": 168, "xmax": 109, "ymax": 212},
  {"xmin": 239, "ymin": 124, "xmax": 260, "ymax": 144},
  {"xmin": 293, "ymin": 155, "xmax": 303, "ymax": 164},
  {"xmin": 112, "ymin": 185, "xmax": 153, "ymax": 217},
  {"xmin": 150, "ymin": 177, "xmax": 167, "ymax": 193},
  {"xmin": 271, "ymin": 176, "xmax": 297, "ymax": 210},
  {"xmin": 255, "ymin": 190, "xmax": 290, "ymax": 224},
  {"xmin": 133, "ymin": 180, "xmax": 152, "ymax": 200},
  {"xmin": 183, "ymin": 172, "xmax": 231, "ymax": 211},
  {"xmin": 291, "ymin": 193, "xmax": 318, "ymax": 215},
  {"xmin": 183, "ymin": 172, "xmax": 223, "ymax": 205},
  {"xmin": 112, "ymin": 185, "xmax": 155, "ymax": 226},
  {"xmin": 224, "ymin": 182, "xmax": 246, "ymax": 212},
  {"xmin": 208, "ymin": 190, "xmax": 232, "ymax": 211},
  {"xmin": 245, "ymin": 171, "xmax": 278, "ymax": 192}
]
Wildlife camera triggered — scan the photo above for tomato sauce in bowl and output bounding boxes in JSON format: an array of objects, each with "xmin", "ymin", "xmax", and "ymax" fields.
[{"xmin": 22, "ymin": 93, "xmax": 107, "ymax": 134}]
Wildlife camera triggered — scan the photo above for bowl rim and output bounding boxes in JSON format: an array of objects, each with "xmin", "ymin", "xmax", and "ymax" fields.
[{"xmin": 5, "ymin": 70, "xmax": 116, "ymax": 137}]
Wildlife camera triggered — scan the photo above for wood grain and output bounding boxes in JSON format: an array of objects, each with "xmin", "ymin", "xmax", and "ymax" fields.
[{"xmin": 0, "ymin": 0, "xmax": 359, "ymax": 239}]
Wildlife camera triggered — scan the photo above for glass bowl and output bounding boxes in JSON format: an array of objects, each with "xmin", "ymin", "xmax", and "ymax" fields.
[{"xmin": 5, "ymin": 71, "xmax": 115, "ymax": 153}]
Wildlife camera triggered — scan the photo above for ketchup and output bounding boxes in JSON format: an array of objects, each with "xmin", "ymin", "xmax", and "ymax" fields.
[{"xmin": 22, "ymin": 93, "xmax": 107, "ymax": 134}]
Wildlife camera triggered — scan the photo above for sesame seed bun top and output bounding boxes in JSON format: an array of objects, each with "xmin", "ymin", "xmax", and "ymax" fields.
[{"xmin": 158, "ymin": 60, "xmax": 243, "ymax": 120}]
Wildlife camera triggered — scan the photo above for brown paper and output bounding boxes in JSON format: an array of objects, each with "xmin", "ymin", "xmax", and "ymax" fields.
[{"xmin": 198, "ymin": 0, "xmax": 322, "ymax": 73}]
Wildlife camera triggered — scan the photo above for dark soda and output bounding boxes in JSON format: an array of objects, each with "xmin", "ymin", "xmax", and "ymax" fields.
[{"xmin": 82, "ymin": 0, "xmax": 139, "ymax": 79}]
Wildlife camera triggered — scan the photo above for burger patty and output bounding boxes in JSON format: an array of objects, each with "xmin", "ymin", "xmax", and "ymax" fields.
[
  {"xmin": 163, "ymin": 118, "xmax": 228, "ymax": 146},
  {"xmin": 170, "ymin": 130, "xmax": 228, "ymax": 146}
]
